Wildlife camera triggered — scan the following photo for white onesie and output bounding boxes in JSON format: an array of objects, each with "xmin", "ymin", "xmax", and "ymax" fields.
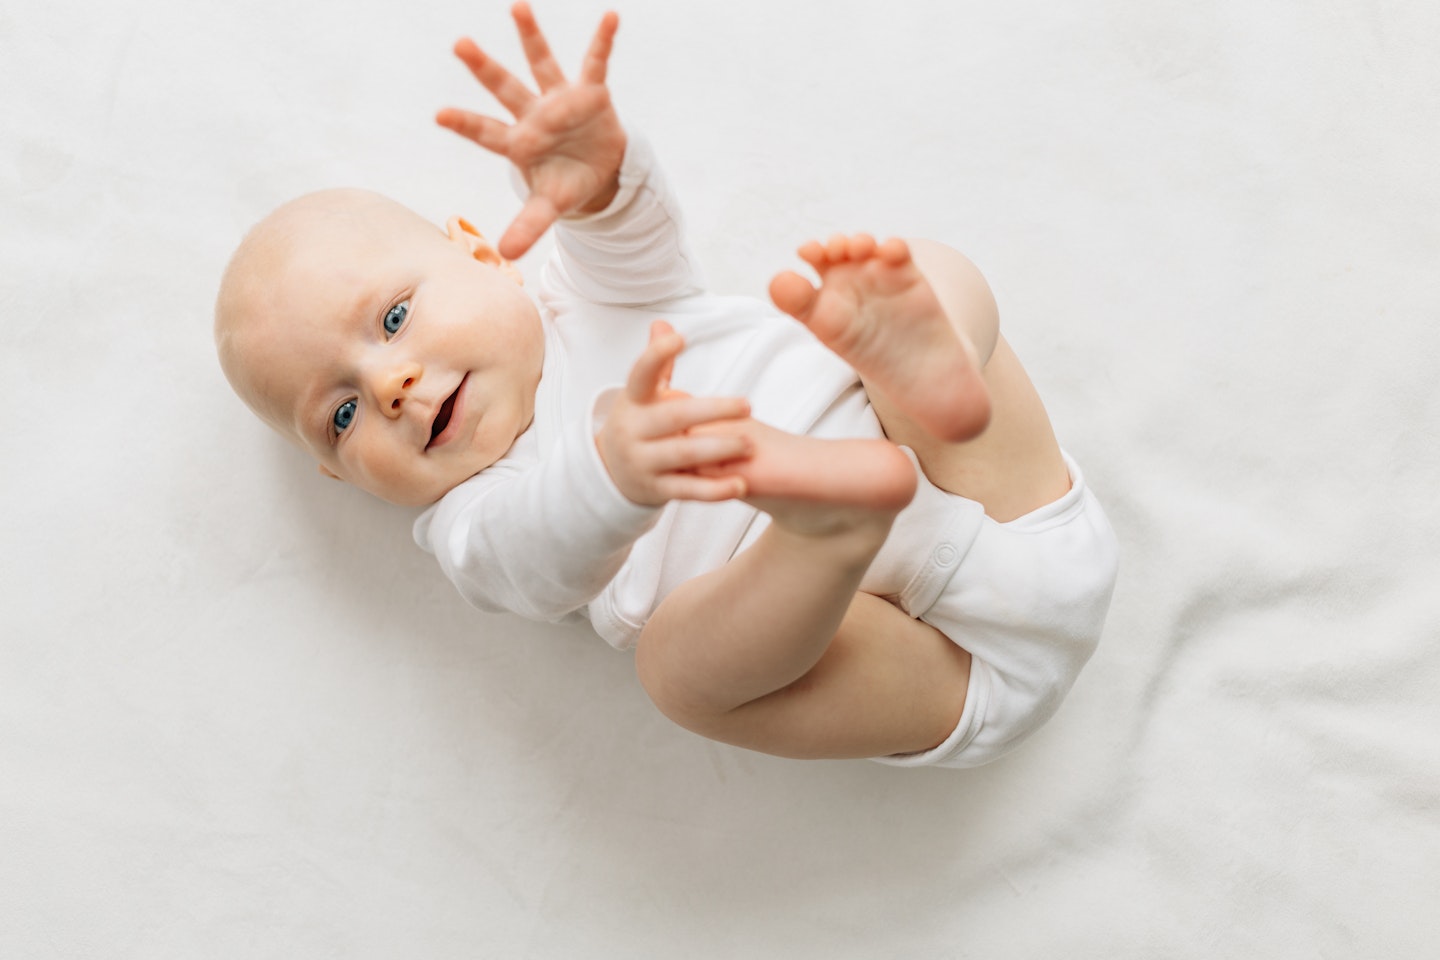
[{"xmin": 413, "ymin": 132, "xmax": 1119, "ymax": 768}]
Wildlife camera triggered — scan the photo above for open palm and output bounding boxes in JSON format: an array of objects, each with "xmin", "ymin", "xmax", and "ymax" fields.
[{"xmin": 437, "ymin": 2, "xmax": 627, "ymax": 260}]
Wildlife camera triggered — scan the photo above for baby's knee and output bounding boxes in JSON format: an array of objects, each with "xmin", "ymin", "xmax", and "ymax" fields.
[
  {"xmin": 632, "ymin": 625, "xmax": 724, "ymax": 736},
  {"xmin": 905, "ymin": 238, "xmax": 999, "ymax": 366}
]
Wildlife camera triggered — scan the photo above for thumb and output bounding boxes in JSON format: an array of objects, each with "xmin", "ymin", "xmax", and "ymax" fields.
[
  {"xmin": 499, "ymin": 193, "xmax": 559, "ymax": 260},
  {"xmin": 626, "ymin": 321, "xmax": 682, "ymax": 402}
]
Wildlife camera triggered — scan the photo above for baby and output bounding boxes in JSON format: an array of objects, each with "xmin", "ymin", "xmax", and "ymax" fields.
[{"xmin": 214, "ymin": 4, "xmax": 1118, "ymax": 768}]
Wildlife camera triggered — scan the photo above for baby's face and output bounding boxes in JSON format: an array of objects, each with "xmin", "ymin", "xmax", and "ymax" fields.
[{"xmin": 218, "ymin": 191, "xmax": 544, "ymax": 506}]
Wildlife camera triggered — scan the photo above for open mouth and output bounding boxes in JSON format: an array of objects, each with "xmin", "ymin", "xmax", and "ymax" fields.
[{"xmin": 426, "ymin": 375, "xmax": 467, "ymax": 450}]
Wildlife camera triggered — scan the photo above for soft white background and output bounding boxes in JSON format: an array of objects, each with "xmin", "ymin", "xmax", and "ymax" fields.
[{"xmin": 4, "ymin": 0, "xmax": 1437, "ymax": 956}]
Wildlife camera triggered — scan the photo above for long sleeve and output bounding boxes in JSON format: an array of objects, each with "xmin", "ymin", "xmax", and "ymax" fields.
[
  {"xmin": 415, "ymin": 129, "xmax": 858, "ymax": 642},
  {"xmin": 533, "ymin": 130, "xmax": 707, "ymax": 307},
  {"xmin": 413, "ymin": 132, "xmax": 705, "ymax": 628},
  {"xmin": 412, "ymin": 391, "xmax": 660, "ymax": 623}
]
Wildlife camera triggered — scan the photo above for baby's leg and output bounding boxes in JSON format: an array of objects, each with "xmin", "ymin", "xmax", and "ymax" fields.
[
  {"xmin": 772, "ymin": 236, "xmax": 1069, "ymax": 521},
  {"xmin": 644, "ymin": 590, "xmax": 972, "ymax": 760},
  {"xmin": 634, "ymin": 421, "xmax": 969, "ymax": 758}
]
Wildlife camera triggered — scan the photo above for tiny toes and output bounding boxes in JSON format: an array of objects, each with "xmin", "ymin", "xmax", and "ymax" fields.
[
  {"xmin": 850, "ymin": 233, "xmax": 876, "ymax": 260},
  {"xmin": 797, "ymin": 240, "xmax": 828, "ymax": 271},
  {"xmin": 769, "ymin": 270, "xmax": 818, "ymax": 320},
  {"xmin": 826, "ymin": 234, "xmax": 849, "ymax": 261},
  {"xmin": 878, "ymin": 237, "xmax": 910, "ymax": 265}
]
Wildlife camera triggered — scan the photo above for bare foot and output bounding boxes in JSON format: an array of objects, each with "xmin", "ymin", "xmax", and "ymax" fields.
[
  {"xmin": 770, "ymin": 234, "xmax": 992, "ymax": 442},
  {"xmin": 693, "ymin": 418, "xmax": 916, "ymax": 538}
]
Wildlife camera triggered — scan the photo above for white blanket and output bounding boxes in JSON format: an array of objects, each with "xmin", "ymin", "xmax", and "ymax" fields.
[{"xmin": 3, "ymin": 0, "xmax": 1436, "ymax": 955}]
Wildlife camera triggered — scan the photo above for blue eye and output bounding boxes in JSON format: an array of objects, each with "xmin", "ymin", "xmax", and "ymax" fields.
[
  {"xmin": 333, "ymin": 400, "xmax": 357, "ymax": 433},
  {"xmin": 383, "ymin": 300, "xmax": 409, "ymax": 338}
]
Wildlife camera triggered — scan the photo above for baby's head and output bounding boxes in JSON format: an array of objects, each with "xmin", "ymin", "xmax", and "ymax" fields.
[{"xmin": 215, "ymin": 190, "xmax": 544, "ymax": 506}]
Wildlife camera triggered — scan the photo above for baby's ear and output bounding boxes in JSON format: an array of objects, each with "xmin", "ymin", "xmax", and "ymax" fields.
[{"xmin": 446, "ymin": 216, "xmax": 524, "ymax": 286}]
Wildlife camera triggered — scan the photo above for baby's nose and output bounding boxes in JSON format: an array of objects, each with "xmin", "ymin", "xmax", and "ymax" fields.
[{"xmin": 374, "ymin": 362, "xmax": 424, "ymax": 418}]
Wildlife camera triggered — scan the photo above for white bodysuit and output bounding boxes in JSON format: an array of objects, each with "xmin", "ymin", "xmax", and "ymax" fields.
[{"xmin": 414, "ymin": 132, "xmax": 1119, "ymax": 767}]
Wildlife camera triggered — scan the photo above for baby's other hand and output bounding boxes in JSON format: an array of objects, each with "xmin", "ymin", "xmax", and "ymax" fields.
[
  {"xmin": 597, "ymin": 321, "xmax": 753, "ymax": 507},
  {"xmin": 438, "ymin": 3, "xmax": 627, "ymax": 261}
]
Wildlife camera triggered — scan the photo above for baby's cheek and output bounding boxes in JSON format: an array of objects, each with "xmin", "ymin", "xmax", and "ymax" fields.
[{"xmin": 347, "ymin": 441, "xmax": 427, "ymax": 506}]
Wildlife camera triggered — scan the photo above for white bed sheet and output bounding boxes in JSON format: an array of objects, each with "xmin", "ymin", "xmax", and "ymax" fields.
[{"xmin": 3, "ymin": 0, "xmax": 1437, "ymax": 956}]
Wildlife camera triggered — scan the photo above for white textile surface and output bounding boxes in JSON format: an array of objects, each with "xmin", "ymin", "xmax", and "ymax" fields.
[{"xmin": 4, "ymin": 1, "xmax": 1438, "ymax": 956}]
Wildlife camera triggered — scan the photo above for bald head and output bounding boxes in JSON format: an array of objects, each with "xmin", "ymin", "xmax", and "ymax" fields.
[
  {"xmin": 210, "ymin": 186, "xmax": 542, "ymax": 506},
  {"xmin": 213, "ymin": 189, "xmax": 450, "ymax": 435}
]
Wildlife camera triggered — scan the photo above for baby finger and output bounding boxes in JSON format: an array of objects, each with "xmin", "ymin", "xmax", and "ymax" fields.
[
  {"xmin": 652, "ymin": 473, "xmax": 748, "ymax": 503},
  {"xmin": 499, "ymin": 193, "xmax": 560, "ymax": 261},
  {"xmin": 625, "ymin": 322, "xmax": 683, "ymax": 403},
  {"xmin": 511, "ymin": 2, "xmax": 567, "ymax": 93},
  {"xmin": 639, "ymin": 395, "xmax": 750, "ymax": 438},
  {"xmin": 435, "ymin": 107, "xmax": 511, "ymax": 155},
  {"xmin": 452, "ymin": 38, "xmax": 536, "ymax": 117},
  {"xmin": 579, "ymin": 11, "xmax": 620, "ymax": 85},
  {"xmin": 645, "ymin": 433, "xmax": 753, "ymax": 474}
]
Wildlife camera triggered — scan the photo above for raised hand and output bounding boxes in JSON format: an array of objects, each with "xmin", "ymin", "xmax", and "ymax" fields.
[
  {"xmin": 597, "ymin": 322, "xmax": 754, "ymax": 506},
  {"xmin": 437, "ymin": 2, "xmax": 627, "ymax": 260}
]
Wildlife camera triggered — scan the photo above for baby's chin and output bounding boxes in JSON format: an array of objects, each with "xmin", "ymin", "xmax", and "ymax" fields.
[
  {"xmin": 349, "ymin": 477, "xmax": 448, "ymax": 509},
  {"xmin": 338, "ymin": 464, "xmax": 470, "ymax": 509}
]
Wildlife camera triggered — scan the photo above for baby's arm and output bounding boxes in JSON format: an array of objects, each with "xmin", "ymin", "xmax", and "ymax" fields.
[{"xmin": 419, "ymin": 323, "xmax": 751, "ymax": 623}]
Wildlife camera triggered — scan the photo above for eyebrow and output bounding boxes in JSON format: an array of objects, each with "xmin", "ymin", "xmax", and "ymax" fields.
[
  {"xmin": 293, "ymin": 390, "xmax": 333, "ymax": 452},
  {"xmin": 292, "ymin": 279, "xmax": 390, "ymax": 450},
  {"xmin": 291, "ymin": 349, "xmax": 346, "ymax": 451},
  {"xmin": 343, "ymin": 284, "xmax": 380, "ymax": 328}
]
